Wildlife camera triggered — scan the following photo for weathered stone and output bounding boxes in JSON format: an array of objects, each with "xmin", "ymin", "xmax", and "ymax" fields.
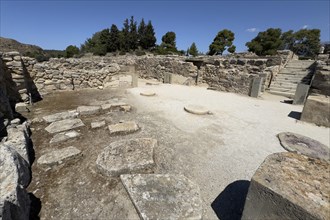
[
  {"xmin": 45, "ymin": 118, "xmax": 85, "ymax": 134},
  {"xmin": 0, "ymin": 144, "xmax": 31, "ymax": 220},
  {"xmin": 120, "ymin": 174, "xmax": 203, "ymax": 220},
  {"xmin": 10, "ymin": 118, "xmax": 21, "ymax": 125},
  {"xmin": 249, "ymin": 77, "xmax": 263, "ymax": 98},
  {"xmin": 15, "ymin": 102, "xmax": 29, "ymax": 113},
  {"xmin": 277, "ymin": 132, "xmax": 329, "ymax": 161},
  {"xmin": 96, "ymin": 138, "xmax": 156, "ymax": 177},
  {"xmin": 242, "ymin": 152, "xmax": 330, "ymax": 220},
  {"xmin": 77, "ymin": 105, "xmax": 101, "ymax": 115},
  {"xmin": 301, "ymin": 94, "xmax": 330, "ymax": 127},
  {"xmin": 43, "ymin": 110, "xmax": 79, "ymax": 123},
  {"xmin": 184, "ymin": 105, "xmax": 211, "ymax": 115},
  {"xmin": 91, "ymin": 120, "xmax": 106, "ymax": 129},
  {"xmin": 108, "ymin": 121, "xmax": 140, "ymax": 135},
  {"xmin": 50, "ymin": 130, "xmax": 80, "ymax": 144},
  {"xmin": 37, "ymin": 146, "xmax": 82, "ymax": 166},
  {"xmin": 140, "ymin": 91, "xmax": 156, "ymax": 96},
  {"xmin": 4, "ymin": 123, "xmax": 31, "ymax": 164}
]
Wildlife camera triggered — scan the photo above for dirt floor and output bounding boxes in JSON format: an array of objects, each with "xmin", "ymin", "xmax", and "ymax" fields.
[{"xmin": 24, "ymin": 82, "xmax": 330, "ymax": 219}]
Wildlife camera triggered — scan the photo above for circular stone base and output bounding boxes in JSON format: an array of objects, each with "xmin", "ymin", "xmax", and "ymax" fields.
[
  {"xmin": 140, "ymin": 91, "xmax": 156, "ymax": 96},
  {"xmin": 184, "ymin": 105, "xmax": 211, "ymax": 115},
  {"xmin": 277, "ymin": 132, "xmax": 330, "ymax": 161}
]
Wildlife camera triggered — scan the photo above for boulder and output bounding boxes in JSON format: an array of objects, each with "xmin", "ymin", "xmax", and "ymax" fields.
[
  {"xmin": 0, "ymin": 144, "xmax": 31, "ymax": 220},
  {"xmin": 242, "ymin": 152, "xmax": 330, "ymax": 220},
  {"xmin": 301, "ymin": 95, "xmax": 330, "ymax": 127},
  {"xmin": 37, "ymin": 146, "xmax": 82, "ymax": 167},
  {"xmin": 45, "ymin": 118, "xmax": 85, "ymax": 134},
  {"xmin": 77, "ymin": 106, "xmax": 101, "ymax": 115},
  {"xmin": 108, "ymin": 121, "xmax": 140, "ymax": 135},
  {"xmin": 96, "ymin": 138, "xmax": 156, "ymax": 177},
  {"xmin": 120, "ymin": 174, "xmax": 203, "ymax": 220},
  {"xmin": 50, "ymin": 130, "xmax": 80, "ymax": 144},
  {"xmin": 278, "ymin": 132, "xmax": 329, "ymax": 161},
  {"xmin": 43, "ymin": 110, "xmax": 79, "ymax": 123}
]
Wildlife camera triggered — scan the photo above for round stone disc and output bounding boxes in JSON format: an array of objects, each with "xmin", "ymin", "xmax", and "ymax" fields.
[
  {"xmin": 140, "ymin": 91, "xmax": 156, "ymax": 96},
  {"xmin": 184, "ymin": 105, "xmax": 210, "ymax": 115},
  {"xmin": 277, "ymin": 132, "xmax": 330, "ymax": 161}
]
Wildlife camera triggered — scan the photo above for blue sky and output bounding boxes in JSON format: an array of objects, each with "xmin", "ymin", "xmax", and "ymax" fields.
[{"xmin": 1, "ymin": 0, "xmax": 329, "ymax": 53}]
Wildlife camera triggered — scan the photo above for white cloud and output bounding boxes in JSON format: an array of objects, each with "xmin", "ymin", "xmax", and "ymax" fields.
[
  {"xmin": 246, "ymin": 28, "xmax": 258, "ymax": 33},
  {"xmin": 302, "ymin": 25, "xmax": 308, "ymax": 29}
]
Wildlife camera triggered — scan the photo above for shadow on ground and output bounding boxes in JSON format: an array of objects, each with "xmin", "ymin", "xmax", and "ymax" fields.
[
  {"xmin": 211, "ymin": 180, "xmax": 250, "ymax": 220},
  {"xmin": 288, "ymin": 111, "xmax": 301, "ymax": 120}
]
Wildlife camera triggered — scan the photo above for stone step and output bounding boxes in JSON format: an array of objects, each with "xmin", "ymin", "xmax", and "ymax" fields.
[
  {"xmin": 288, "ymin": 60, "xmax": 315, "ymax": 65},
  {"xmin": 269, "ymin": 87, "xmax": 296, "ymax": 93},
  {"xmin": 269, "ymin": 84, "xmax": 297, "ymax": 90},
  {"xmin": 273, "ymin": 80, "xmax": 310, "ymax": 85},
  {"xmin": 268, "ymin": 90, "xmax": 295, "ymax": 98},
  {"xmin": 275, "ymin": 74, "xmax": 312, "ymax": 79},
  {"xmin": 279, "ymin": 69, "xmax": 311, "ymax": 75},
  {"xmin": 285, "ymin": 64, "xmax": 314, "ymax": 69}
]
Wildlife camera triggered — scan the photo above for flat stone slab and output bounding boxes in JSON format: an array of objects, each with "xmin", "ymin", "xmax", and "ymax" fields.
[
  {"xmin": 77, "ymin": 105, "xmax": 101, "ymax": 115},
  {"xmin": 120, "ymin": 174, "xmax": 203, "ymax": 220},
  {"xmin": 96, "ymin": 138, "xmax": 156, "ymax": 177},
  {"xmin": 108, "ymin": 121, "xmax": 140, "ymax": 135},
  {"xmin": 43, "ymin": 110, "xmax": 79, "ymax": 123},
  {"xmin": 146, "ymin": 81, "xmax": 161, "ymax": 85},
  {"xmin": 101, "ymin": 102, "xmax": 131, "ymax": 111},
  {"xmin": 91, "ymin": 120, "xmax": 106, "ymax": 129},
  {"xmin": 242, "ymin": 152, "xmax": 330, "ymax": 220},
  {"xmin": 140, "ymin": 91, "xmax": 156, "ymax": 96},
  {"xmin": 50, "ymin": 130, "xmax": 80, "ymax": 144},
  {"xmin": 278, "ymin": 132, "xmax": 330, "ymax": 161},
  {"xmin": 184, "ymin": 105, "xmax": 211, "ymax": 115},
  {"xmin": 45, "ymin": 118, "xmax": 85, "ymax": 134},
  {"xmin": 37, "ymin": 146, "xmax": 82, "ymax": 166}
]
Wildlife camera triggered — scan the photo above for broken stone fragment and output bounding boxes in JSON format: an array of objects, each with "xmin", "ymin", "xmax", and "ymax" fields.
[
  {"xmin": 50, "ymin": 130, "xmax": 80, "ymax": 144},
  {"xmin": 43, "ymin": 110, "xmax": 79, "ymax": 123},
  {"xmin": 108, "ymin": 121, "xmax": 140, "ymax": 135},
  {"xmin": 37, "ymin": 146, "xmax": 82, "ymax": 167},
  {"xmin": 96, "ymin": 138, "xmax": 156, "ymax": 177},
  {"xmin": 76, "ymin": 105, "xmax": 101, "ymax": 115},
  {"xmin": 45, "ymin": 118, "xmax": 85, "ymax": 134},
  {"xmin": 277, "ymin": 132, "xmax": 329, "ymax": 161},
  {"xmin": 15, "ymin": 102, "xmax": 29, "ymax": 113},
  {"xmin": 242, "ymin": 152, "xmax": 330, "ymax": 220},
  {"xmin": 120, "ymin": 174, "xmax": 203, "ymax": 220}
]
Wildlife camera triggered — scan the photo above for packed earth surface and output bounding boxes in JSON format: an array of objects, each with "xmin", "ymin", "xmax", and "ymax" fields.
[{"xmin": 25, "ymin": 80, "xmax": 330, "ymax": 219}]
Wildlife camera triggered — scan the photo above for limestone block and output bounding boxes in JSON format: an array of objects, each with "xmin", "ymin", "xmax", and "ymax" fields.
[
  {"xmin": 43, "ymin": 110, "xmax": 79, "ymax": 123},
  {"xmin": 120, "ymin": 174, "xmax": 203, "ymax": 220},
  {"xmin": 108, "ymin": 121, "xmax": 140, "ymax": 135},
  {"xmin": 301, "ymin": 95, "xmax": 330, "ymax": 127},
  {"xmin": 91, "ymin": 120, "xmax": 106, "ymax": 129},
  {"xmin": 242, "ymin": 152, "xmax": 330, "ymax": 220},
  {"xmin": 37, "ymin": 146, "xmax": 82, "ymax": 167},
  {"xmin": 50, "ymin": 130, "xmax": 80, "ymax": 144},
  {"xmin": 45, "ymin": 118, "xmax": 85, "ymax": 134},
  {"xmin": 15, "ymin": 103, "xmax": 30, "ymax": 113},
  {"xmin": 96, "ymin": 138, "xmax": 156, "ymax": 177},
  {"xmin": 77, "ymin": 105, "xmax": 101, "ymax": 115}
]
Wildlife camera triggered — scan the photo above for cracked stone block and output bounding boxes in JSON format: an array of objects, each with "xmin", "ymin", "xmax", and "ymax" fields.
[
  {"xmin": 96, "ymin": 138, "xmax": 156, "ymax": 177},
  {"xmin": 37, "ymin": 146, "xmax": 82, "ymax": 167},
  {"xmin": 242, "ymin": 152, "xmax": 330, "ymax": 220},
  {"xmin": 45, "ymin": 118, "xmax": 85, "ymax": 134},
  {"xmin": 120, "ymin": 174, "xmax": 203, "ymax": 220}
]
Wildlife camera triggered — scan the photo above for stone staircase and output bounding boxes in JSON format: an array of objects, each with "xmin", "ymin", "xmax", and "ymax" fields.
[{"xmin": 268, "ymin": 60, "xmax": 316, "ymax": 98}]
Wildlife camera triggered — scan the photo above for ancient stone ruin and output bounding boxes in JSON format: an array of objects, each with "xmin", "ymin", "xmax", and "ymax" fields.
[{"xmin": 0, "ymin": 50, "xmax": 329, "ymax": 219}]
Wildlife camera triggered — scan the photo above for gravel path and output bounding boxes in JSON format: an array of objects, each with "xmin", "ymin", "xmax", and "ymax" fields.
[{"xmin": 128, "ymin": 82, "xmax": 330, "ymax": 219}]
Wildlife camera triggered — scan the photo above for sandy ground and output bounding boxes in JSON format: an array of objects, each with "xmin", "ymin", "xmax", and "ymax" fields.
[{"xmin": 25, "ymin": 82, "xmax": 329, "ymax": 219}]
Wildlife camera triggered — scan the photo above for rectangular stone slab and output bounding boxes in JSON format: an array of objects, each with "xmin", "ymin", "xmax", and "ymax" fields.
[
  {"xmin": 108, "ymin": 121, "xmax": 139, "ymax": 135},
  {"xmin": 45, "ymin": 118, "xmax": 85, "ymax": 134},
  {"xmin": 43, "ymin": 110, "xmax": 78, "ymax": 123},
  {"xmin": 242, "ymin": 152, "xmax": 330, "ymax": 220}
]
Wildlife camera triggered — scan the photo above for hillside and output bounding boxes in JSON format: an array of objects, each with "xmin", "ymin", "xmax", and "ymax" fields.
[{"xmin": 0, "ymin": 37, "xmax": 44, "ymax": 55}]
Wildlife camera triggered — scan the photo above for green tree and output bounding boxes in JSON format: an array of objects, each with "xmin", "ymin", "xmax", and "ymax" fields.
[
  {"xmin": 108, "ymin": 24, "xmax": 120, "ymax": 52},
  {"xmin": 291, "ymin": 29, "xmax": 321, "ymax": 57},
  {"xmin": 138, "ymin": 18, "xmax": 147, "ymax": 48},
  {"xmin": 209, "ymin": 29, "xmax": 236, "ymax": 55},
  {"xmin": 161, "ymin": 31, "xmax": 177, "ymax": 51},
  {"xmin": 65, "ymin": 45, "xmax": 79, "ymax": 58},
  {"xmin": 280, "ymin": 30, "xmax": 295, "ymax": 50},
  {"xmin": 120, "ymin": 18, "xmax": 130, "ymax": 51},
  {"xmin": 188, "ymin": 42, "xmax": 198, "ymax": 57},
  {"xmin": 246, "ymin": 28, "xmax": 282, "ymax": 56},
  {"xmin": 139, "ymin": 19, "xmax": 156, "ymax": 49},
  {"xmin": 129, "ymin": 16, "xmax": 138, "ymax": 50}
]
